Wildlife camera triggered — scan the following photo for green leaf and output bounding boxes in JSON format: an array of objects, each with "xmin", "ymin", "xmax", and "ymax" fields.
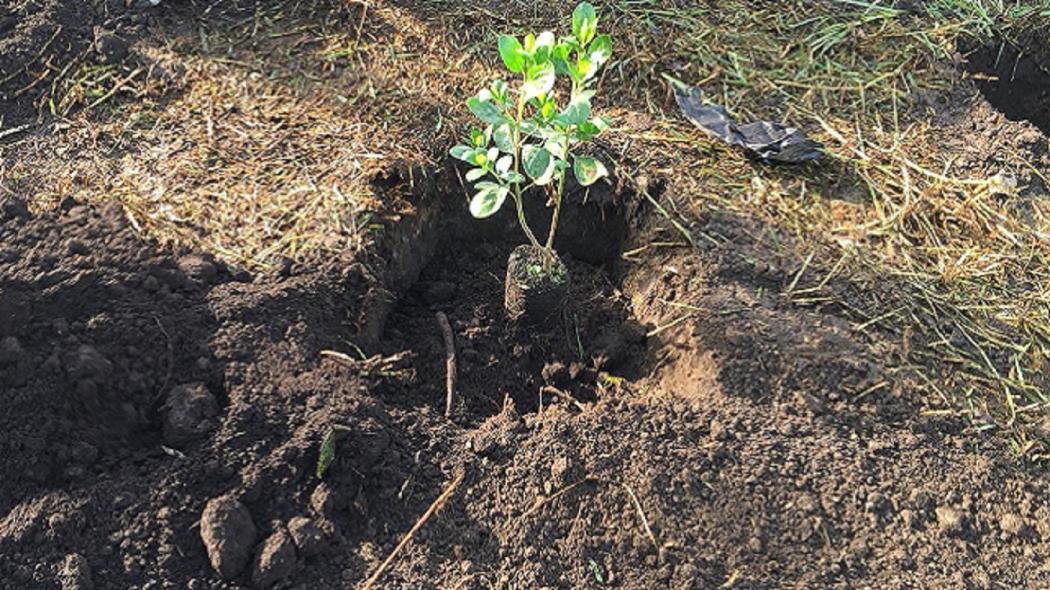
[
  {"xmin": 551, "ymin": 43, "xmax": 572, "ymax": 75},
  {"xmin": 503, "ymin": 171, "xmax": 526, "ymax": 184},
  {"xmin": 316, "ymin": 429, "xmax": 338, "ymax": 478},
  {"xmin": 540, "ymin": 95, "xmax": 558, "ymax": 120},
  {"xmin": 575, "ymin": 115, "xmax": 609, "ymax": 141},
  {"xmin": 493, "ymin": 122, "xmax": 514, "ymax": 153},
  {"xmin": 521, "ymin": 61, "xmax": 556, "ymax": 102},
  {"xmin": 576, "ymin": 57, "xmax": 592, "ymax": 81},
  {"xmin": 587, "ymin": 34, "xmax": 612, "ymax": 73},
  {"xmin": 575, "ymin": 121, "xmax": 599, "ymax": 141},
  {"xmin": 466, "ymin": 168, "xmax": 488, "ymax": 181},
  {"xmin": 499, "ymin": 35, "xmax": 525, "ymax": 73},
  {"xmin": 489, "ymin": 80, "xmax": 510, "ymax": 106},
  {"xmin": 467, "ymin": 97, "xmax": 507, "ymax": 125},
  {"xmin": 556, "ymin": 97, "xmax": 591, "ymax": 127},
  {"xmin": 572, "ymin": 2, "xmax": 598, "ymax": 45},
  {"xmin": 573, "ymin": 155, "xmax": 608, "ymax": 186},
  {"xmin": 470, "ymin": 182, "xmax": 509, "ymax": 218},
  {"xmin": 450, "ymin": 144, "xmax": 474, "ymax": 162},
  {"xmin": 545, "ymin": 133, "xmax": 569, "ymax": 159},
  {"xmin": 523, "ymin": 145, "xmax": 556, "ymax": 185}
]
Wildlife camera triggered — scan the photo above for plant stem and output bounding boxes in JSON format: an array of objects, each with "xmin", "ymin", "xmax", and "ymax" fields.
[
  {"xmin": 513, "ymin": 84, "xmax": 541, "ymax": 249},
  {"xmin": 544, "ymin": 79, "xmax": 580, "ymax": 253},
  {"xmin": 544, "ymin": 132, "xmax": 572, "ymax": 251}
]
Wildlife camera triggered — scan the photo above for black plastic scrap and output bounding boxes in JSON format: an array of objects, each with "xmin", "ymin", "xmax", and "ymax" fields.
[{"xmin": 670, "ymin": 80, "xmax": 824, "ymax": 163}]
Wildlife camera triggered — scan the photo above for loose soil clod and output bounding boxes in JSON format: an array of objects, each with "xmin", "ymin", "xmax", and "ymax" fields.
[{"xmin": 504, "ymin": 244, "xmax": 571, "ymax": 327}]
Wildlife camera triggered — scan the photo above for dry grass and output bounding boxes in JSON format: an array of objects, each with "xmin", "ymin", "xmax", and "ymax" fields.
[{"xmin": 1, "ymin": 0, "xmax": 1049, "ymax": 454}]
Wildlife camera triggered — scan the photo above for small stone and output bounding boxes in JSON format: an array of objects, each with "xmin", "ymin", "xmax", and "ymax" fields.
[
  {"xmin": 796, "ymin": 391, "xmax": 826, "ymax": 415},
  {"xmin": 58, "ymin": 553, "xmax": 93, "ymax": 590},
  {"xmin": 94, "ymin": 30, "xmax": 128, "ymax": 64},
  {"xmin": 709, "ymin": 418, "xmax": 731, "ymax": 441},
  {"xmin": 310, "ymin": 483, "xmax": 339, "ymax": 518},
  {"xmin": 0, "ymin": 196, "xmax": 30, "ymax": 220},
  {"xmin": 178, "ymin": 254, "xmax": 218, "ymax": 283},
  {"xmin": 423, "ymin": 281, "xmax": 456, "ymax": 304},
  {"xmin": 541, "ymin": 361, "xmax": 569, "ymax": 386},
  {"xmin": 65, "ymin": 345, "xmax": 113, "ymax": 380},
  {"xmin": 162, "ymin": 382, "xmax": 219, "ymax": 447},
  {"xmin": 935, "ymin": 506, "xmax": 967, "ymax": 537},
  {"xmin": 200, "ymin": 496, "xmax": 257, "ymax": 579},
  {"xmin": 66, "ymin": 239, "xmax": 89, "ymax": 256},
  {"xmin": 900, "ymin": 509, "xmax": 916, "ymax": 529},
  {"xmin": 251, "ymin": 528, "xmax": 298, "ymax": 588},
  {"xmin": 287, "ymin": 517, "xmax": 325, "ymax": 558},
  {"xmin": 274, "ymin": 256, "xmax": 294, "ymax": 278},
  {"xmin": 1000, "ymin": 513, "xmax": 1029, "ymax": 538},
  {"xmin": 142, "ymin": 275, "xmax": 159, "ymax": 291},
  {"xmin": 70, "ymin": 442, "xmax": 99, "ymax": 465},
  {"xmin": 549, "ymin": 456, "xmax": 575, "ymax": 488},
  {"xmin": 0, "ymin": 336, "xmax": 23, "ymax": 365}
]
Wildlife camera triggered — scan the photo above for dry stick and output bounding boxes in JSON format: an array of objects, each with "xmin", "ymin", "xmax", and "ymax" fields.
[
  {"xmin": 358, "ymin": 469, "xmax": 465, "ymax": 590},
  {"xmin": 436, "ymin": 311, "xmax": 456, "ymax": 418},
  {"xmin": 540, "ymin": 385, "xmax": 586, "ymax": 412},
  {"xmin": 623, "ymin": 483, "xmax": 659, "ymax": 550},
  {"xmin": 86, "ymin": 67, "xmax": 143, "ymax": 111}
]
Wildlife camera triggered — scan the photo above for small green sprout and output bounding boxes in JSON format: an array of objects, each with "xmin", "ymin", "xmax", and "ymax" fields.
[
  {"xmin": 315, "ymin": 424, "xmax": 352, "ymax": 478},
  {"xmin": 450, "ymin": 2, "xmax": 613, "ymax": 261}
]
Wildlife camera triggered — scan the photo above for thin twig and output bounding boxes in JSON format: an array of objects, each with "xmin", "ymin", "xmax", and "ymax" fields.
[
  {"xmin": 623, "ymin": 483, "xmax": 659, "ymax": 550},
  {"xmin": 518, "ymin": 477, "xmax": 597, "ymax": 521},
  {"xmin": 540, "ymin": 385, "xmax": 586, "ymax": 412},
  {"xmin": 358, "ymin": 469, "xmax": 465, "ymax": 590},
  {"xmin": 435, "ymin": 311, "xmax": 456, "ymax": 418},
  {"xmin": 85, "ymin": 67, "xmax": 143, "ymax": 111}
]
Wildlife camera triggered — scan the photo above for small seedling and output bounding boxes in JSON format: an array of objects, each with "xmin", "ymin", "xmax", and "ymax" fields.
[
  {"xmin": 315, "ymin": 424, "xmax": 352, "ymax": 478},
  {"xmin": 450, "ymin": 2, "xmax": 613, "ymax": 260}
]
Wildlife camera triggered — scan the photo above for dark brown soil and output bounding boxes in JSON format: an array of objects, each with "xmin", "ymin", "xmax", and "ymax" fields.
[
  {"xmin": 965, "ymin": 41, "xmax": 1050, "ymax": 137},
  {"xmin": 3, "ymin": 164, "xmax": 1050, "ymax": 589},
  {"xmin": 0, "ymin": 0, "xmax": 153, "ymax": 127},
  {"xmin": 3, "ymin": 8, "xmax": 1050, "ymax": 589}
]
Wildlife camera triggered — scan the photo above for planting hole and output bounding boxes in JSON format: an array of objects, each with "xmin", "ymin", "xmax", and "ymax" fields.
[
  {"xmin": 373, "ymin": 177, "xmax": 649, "ymax": 421},
  {"xmin": 965, "ymin": 42, "xmax": 1050, "ymax": 136}
]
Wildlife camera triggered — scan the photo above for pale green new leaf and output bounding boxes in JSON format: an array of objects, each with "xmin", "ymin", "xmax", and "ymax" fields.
[
  {"xmin": 545, "ymin": 133, "xmax": 568, "ymax": 159},
  {"xmin": 521, "ymin": 61, "xmax": 556, "ymax": 102},
  {"xmin": 572, "ymin": 2, "xmax": 598, "ymax": 45},
  {"xmin": 498, "ymin": 35, "xmax": 525, "ymax": 73},
  {"xmin": 466, "ymin": 168, "xmax": 488, "ymax": 181}
]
